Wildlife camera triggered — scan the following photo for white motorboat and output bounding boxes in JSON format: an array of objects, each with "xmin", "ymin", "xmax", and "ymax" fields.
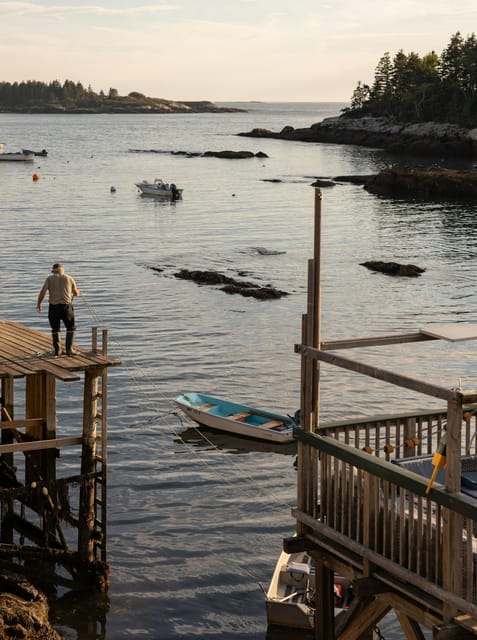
[
  {"xmin": 135, "ymin": 178, "xmax": 183, "ymax": 199},
  {"xmin": 265, "ymin": 547, "xmax": 351, "ymax": 629},
  {"xmin": 0, "ymin": 143, "xmax": 34, "ymax": 162}
]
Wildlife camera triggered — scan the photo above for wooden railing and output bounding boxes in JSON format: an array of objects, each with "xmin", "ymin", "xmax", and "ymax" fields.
[{"xmin": 294, "ymin": 414, "xmax": 477, "ymax": 616}]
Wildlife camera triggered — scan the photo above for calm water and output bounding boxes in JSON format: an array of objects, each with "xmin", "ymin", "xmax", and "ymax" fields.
[{"xmin": 0, "ymin": 102, "xmax": 476, "ymax": 639}]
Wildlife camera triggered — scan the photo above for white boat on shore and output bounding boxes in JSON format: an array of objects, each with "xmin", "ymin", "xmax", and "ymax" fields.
[
  {"xmin": 0, "ymin": 143, "xmax": 34, "ymax": 162},
  {"xmin": 174, "ymin": 393, "xmax": 297, "ymax": 443},
  {"xmin": 135, "ymin": 178, "xmax": 183, "ymax": 199},
  {"xmin": 265, "ymin": 547, "xmax": 352, "ymax": 629}
]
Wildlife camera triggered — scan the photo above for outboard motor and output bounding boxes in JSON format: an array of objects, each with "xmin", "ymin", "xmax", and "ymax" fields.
[{"xmin": 171, "ymin": 183, "xmax": 178, "ymax": 201}]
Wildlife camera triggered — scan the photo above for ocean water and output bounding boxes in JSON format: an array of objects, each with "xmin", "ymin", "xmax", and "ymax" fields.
[{"xmin": 0, "ymin": 102, "xmax": 475, "ymax": 639}]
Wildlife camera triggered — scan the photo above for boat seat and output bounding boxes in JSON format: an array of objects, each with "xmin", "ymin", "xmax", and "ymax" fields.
[
  {"xmin": 228, "ymin": 411, "xmax": 252, "ymax": 420},
  {"xmin": 198, "ymin": 403, "xmax": 216, "ymax": 411},
  {"xmin": 261, "ymin": 420, "xmax": 284, "ymax": 429}
]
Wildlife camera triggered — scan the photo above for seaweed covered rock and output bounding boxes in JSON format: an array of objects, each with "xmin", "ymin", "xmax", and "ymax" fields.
[
  {"xmin": 0, "ymin": 573, "xmax": 62, "ymax": 639},
  {"xmin": 365, "ymin": 166, "xmax": 477, "ymax": 198},
  {"xmin": 360, "ymin": 261, "xmax": 425, "ymax": 277},
  {"xmin": 173, "ymin": 269, "xmax": 288, "ymax": 299}
]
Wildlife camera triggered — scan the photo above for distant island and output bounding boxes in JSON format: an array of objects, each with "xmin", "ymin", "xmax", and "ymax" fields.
[{"xmin": 0, "ymin": 80, "xmax": 244, "ymax": 114}]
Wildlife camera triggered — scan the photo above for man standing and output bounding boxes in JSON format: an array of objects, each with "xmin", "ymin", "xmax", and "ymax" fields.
[{"xmin": 36, "ymin": 263, "xmax": 80, "ymax": 356}]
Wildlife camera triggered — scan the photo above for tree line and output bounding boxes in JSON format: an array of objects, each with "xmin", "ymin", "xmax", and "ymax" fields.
[
  {"xmin": 345, "ymin": 32, "xmax": 477, "ymax": 128},
  {"xmin": 0, "ymin": 80, "xmax": 141, "ymax": 108}
]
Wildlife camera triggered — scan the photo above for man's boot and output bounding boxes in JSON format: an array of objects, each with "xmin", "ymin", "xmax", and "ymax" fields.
[
  {"xmin": 65, "ymin": 331, "xmax": 76, "ymax": 356},
  {"xmin": 52, "ymin": 332, "xmax": 62, "ymax": 357}
]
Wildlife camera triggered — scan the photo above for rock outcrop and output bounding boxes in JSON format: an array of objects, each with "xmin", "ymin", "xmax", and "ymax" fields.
[
  {"xmin": 0, "ymin": 573, "xmax": 62, "ymax": 639},
  {"xmin": 129, "ymin": 149, "xmax": 268, "ymax": 159},
  {"xmin": 364, "ymin": 166, "xmax": 477, "ymax": 198},
  {"xmin": 360, "ymin": 261, "xmax": 425, "ymax": 277},
  {"xmin": 173, "ymin": 269, "xmax": 288, "ymax": 299},
  {"xmin": 238, "ymin": 116, "xmax": 477, "ymax": 157}
]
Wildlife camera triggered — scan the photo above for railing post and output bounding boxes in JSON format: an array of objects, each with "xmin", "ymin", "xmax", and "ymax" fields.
[{"xmin": 442, "ymin": 395, "xmax": 463, "ymax": 620}]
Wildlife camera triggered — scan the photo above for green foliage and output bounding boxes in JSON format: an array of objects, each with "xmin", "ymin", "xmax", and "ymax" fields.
[
  {"xmin": 346, "ymin": 32, "xmax": 477, "ymax": 127},
  {"xmin": 0, "ymin": 80, "xmax": 152, "ymax": 110}
]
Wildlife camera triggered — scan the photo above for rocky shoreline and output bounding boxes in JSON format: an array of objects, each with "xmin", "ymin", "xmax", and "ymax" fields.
[
  {"xmin": 1, "ymin": 99, "xmax": 244, "ymax": 115},
  {"xmin": 239, "ymin": 115, "xmax": 477, "ymax": 157}
]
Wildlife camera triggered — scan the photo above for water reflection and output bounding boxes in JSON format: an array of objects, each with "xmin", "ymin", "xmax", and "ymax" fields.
[{"xmin": 174, "ymin": 426, "xmax": 297, "ymax": 457}]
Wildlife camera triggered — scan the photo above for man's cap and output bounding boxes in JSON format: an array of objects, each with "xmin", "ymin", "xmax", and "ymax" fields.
[{"xmin": 51, "ymin": 263, "xmax": 63, "ymax": 271}]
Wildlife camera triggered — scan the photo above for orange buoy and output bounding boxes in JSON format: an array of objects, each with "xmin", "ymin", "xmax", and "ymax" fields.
[{"xmin": 32, "ymin": 174, "xmax": 39, "ymax": 181}]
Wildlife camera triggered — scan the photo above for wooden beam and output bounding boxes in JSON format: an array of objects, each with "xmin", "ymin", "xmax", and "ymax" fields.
[
  {"xmin": 314, "ymin": 557, "xmax": 335, "ymax": 640},
  {"xmin": 293, "ymin": 430, "xmax": 477, "ymax": 520},
  {"xmin": 321, "ymin": 332, "xmax": 436, "ymax": 351},
  {"xmin": 295, "ymin": 344, "xmax": 459, "ymax": 401},
  {"xmin": 0, "ymin": 418, "xmax": 43, "ymax": 430},
  {"xmin": 394, "ymin": 609, "xmax": 426, "ymax": 640},
  {"xmin": 283, "ymin": 535, "xmax": 307, "ymax": 554},
  {"xmin": 337, "ymin": 594, "xmax": 391, "ymax": 640},
  {"xmin": 0, "ymin": 437, "xmax": 82, "ymax": 455}
]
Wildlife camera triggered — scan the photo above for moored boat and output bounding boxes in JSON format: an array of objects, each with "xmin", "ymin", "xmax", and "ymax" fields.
[
  {"xmin": 265, "ymin": 547, "xmax": 352, "ymax": 629},
  {"xmin": 135, "ymin": 178, "xmax": 183, "ymax": 199},
  {"xmin": 0, "ymin": 144, "xmax": 34, "ymax": 162},
  {"xmin": 174, "ymin": 392, "xmax": 298, "ymax": 443},
  {"xmin": 22, "ymin": 148, "xmax": 48, "ymax": 157}
]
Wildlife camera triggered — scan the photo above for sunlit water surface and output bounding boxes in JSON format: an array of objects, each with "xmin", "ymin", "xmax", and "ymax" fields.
[{"xmin": 1, "ymin": 102, "xmax": 476, "ymax": 639}]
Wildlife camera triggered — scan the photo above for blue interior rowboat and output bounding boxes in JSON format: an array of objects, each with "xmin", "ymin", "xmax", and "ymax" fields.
[{"xmin": 174, "ymin": 392, "xmax": 298, "ymax": 443}]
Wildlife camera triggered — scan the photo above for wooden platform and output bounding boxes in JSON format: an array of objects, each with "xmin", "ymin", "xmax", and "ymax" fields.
[{"xmin": 0, "ymin": 317, "xmax": 120, "ymax": 381}]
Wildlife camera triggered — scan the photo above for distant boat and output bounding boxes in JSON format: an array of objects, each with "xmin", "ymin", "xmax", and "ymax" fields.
[
  {"xmin": 174, "ymin": 393, "xmax": 298, "ymax": 443},
  {"xmin": 0, "ymin": 143, "xmax": 34, "ymax": 162},
  {"xmin": 22, "ymin": 148, "xmax": 48, "ymax": 157},
  {"xmin": 135, "ymin": 178, "xmax": 183, "ymax": 199}
]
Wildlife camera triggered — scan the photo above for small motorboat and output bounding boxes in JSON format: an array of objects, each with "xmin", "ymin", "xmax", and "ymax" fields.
[
  {"xmin": 174, "ymin": 393, "xmax": 298, "ymax": 443},
  {"xmin": 22, "ymin": 148, "xmax": 48, "ymax": 157},
  {"xmin": 265, "ymin": 547, "xmax": 352, "ymax": 629},
  {"xmin": 135, "ymin": 178, "xmax": 183, "ymax": 199},
  {"xmin": 0, "ymin": 143, "xmax": 34, "ymax": 162}
]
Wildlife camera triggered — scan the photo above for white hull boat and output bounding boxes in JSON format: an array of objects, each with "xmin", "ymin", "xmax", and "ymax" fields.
[
  {"xmin": 0, "ymin": 143, "xmax": 34, "ymax": 161},
  {"xmin": 265, "ymin": 547, "xmax": 351, "ymax": 629},
  {"xmin": 135, "ymin": 178, "xmax": 183, "ymax": 199},
  {"xmin": 174, "ymin": 393, "xmax": 297, "ymax": 443}
]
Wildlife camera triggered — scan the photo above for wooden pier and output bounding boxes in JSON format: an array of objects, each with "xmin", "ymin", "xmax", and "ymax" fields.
[
  {"xmin": 0, "ymin": 317, "xmax": 120, "ymax": 592},
  {"xmin": 291, "ymin": 190, "xmax": 477, "ymax": 639}
]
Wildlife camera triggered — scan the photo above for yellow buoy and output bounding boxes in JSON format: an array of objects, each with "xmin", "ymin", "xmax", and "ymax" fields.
[{"xmin": 426, "ymin": 431, "xmax": 447, "ymax": 494}]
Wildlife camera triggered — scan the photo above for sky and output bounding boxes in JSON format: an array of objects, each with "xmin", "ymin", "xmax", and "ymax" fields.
[{"xmin": 1, "ymin": 0, "xmax": 476, "ymax": 103}]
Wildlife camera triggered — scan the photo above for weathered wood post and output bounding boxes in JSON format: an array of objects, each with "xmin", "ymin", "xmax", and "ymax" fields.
[
  {"xmin": 296, "ymin": 189, "xmax": 335, "ymax": 639},
  {"xmin": 1, "ymin": 377, "xmax": 14, "ymax": 543},
  {"xmin": 78, "ymin": 369, "xmax": 99, "ymax": 565},
  {"xmin": 442, "ymin": 394, "xmax": 463, "ymax": 621},
  {"xmin": 298, "ymin": 188, "xmax": 322, "ymax": 525}
]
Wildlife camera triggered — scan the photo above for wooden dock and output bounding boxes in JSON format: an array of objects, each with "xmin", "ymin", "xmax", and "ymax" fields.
[
  {"xmin": 0, "ymin": 317, "xmax": 120, "ymax": 591},
  {"xmin": 291, "ymin": 190, "xmax": 477, "ymax": 639}
]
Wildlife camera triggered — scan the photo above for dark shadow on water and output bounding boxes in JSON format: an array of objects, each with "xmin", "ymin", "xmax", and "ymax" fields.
[
  {"xmin": 50, "ymin": 590, "xmax": 109, "ymax": 640},
  {"xmin": 174, "ymin": 426, "xmax": 297, "ymax": 456},
  {"xmin": 266, "ymin": 625, "xmax": 313, "ymax": 640}
]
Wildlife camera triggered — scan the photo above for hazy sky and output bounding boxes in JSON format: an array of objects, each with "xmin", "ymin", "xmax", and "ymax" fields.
[{"xmin": 1, "ymin": 0, "xmax": 476, "ymax": 102}]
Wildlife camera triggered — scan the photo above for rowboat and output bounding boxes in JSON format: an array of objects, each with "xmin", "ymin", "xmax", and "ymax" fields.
[
  {"xmin": 135, "ymin": 178, "xmax": 183, "ymax": 199},
  {"xmin": 174, "ymin": 393, "xmax": 298, "ymax": 443},
  {"xmin": 265, "ymin": 547, "xmax": 352, "ymax": 629}
]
